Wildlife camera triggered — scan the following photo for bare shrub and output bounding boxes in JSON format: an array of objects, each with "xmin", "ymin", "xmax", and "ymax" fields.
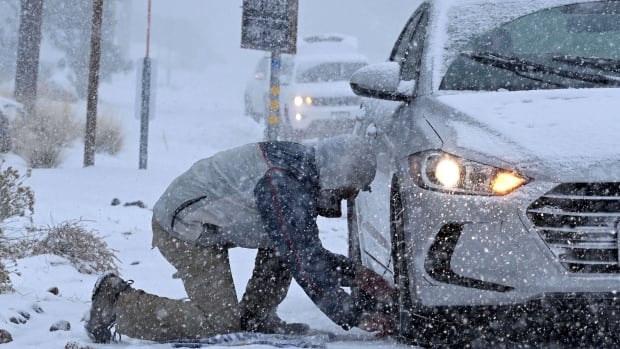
[
  {"xmin": 0, "ymin": 161, "xmax": 34, "ymax": 222},
  {"xmin": 29, "ymin": 221, "xmax": 118, "ymax": 274},
  {"xmin": 0, "ymin": 262, "xmax": 12, "ymax": 294},
  {"xmin": 10, "ymin": 99, "xmax": 80, "ymax": 168},
  {"xmin": 93, "ymin": 109, "xmax": 124, "ymax": 155},
  {"xmin": 0, "ymin": 220, "xmax": 118, "ymax": 287}
]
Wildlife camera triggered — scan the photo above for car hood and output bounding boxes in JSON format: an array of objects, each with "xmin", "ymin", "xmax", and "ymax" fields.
[
  {"xmin": 284, "ymin": 81, "xmax": 357, "ymax": 98},
  {"xmin": 429, "ymin": 88, "xmax": 620, "ymax": 181}
]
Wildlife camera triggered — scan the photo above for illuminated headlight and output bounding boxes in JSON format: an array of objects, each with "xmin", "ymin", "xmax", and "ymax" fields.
[
  {"xmin": 409, "ymin": 150, "xmax": 528, "ymax": 195},
  {"xmin": 294, "ymin": 96, "xmax": 304, "ymax": 106},
  {"xmin": 295, "ymin": 113, "xmax": 303, "ymax": 121},
  {"xmin": 293, "ymin": 96, "xmax": 313, "ymax": 106}
]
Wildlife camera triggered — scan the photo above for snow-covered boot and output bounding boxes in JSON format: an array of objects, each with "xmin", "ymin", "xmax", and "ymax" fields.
[
  {"xmin": 85, "ymin": 272, "xmax": 133, "ymax": 343},
  {"xmin": 241, "ymin": 310, "xmax": 310, "ymax": 335}
]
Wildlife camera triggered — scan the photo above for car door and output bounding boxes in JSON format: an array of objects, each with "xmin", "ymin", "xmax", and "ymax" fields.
[{"xmin": 353, "ymin": 2, "xmax": 430, "ymax": 277}]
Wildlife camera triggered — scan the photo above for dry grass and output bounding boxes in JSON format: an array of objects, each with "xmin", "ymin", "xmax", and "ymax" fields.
[
  {"xmin": 10, "ymin": 99, "xmax": 80, "ymax": 168},
  {"xmin": 92, "ymin": 108, "xmax": 124, "ymax": 155},
  {"xmin": 0, "ymin": 262, "xmax": 12, "ymax": 294},
  {"xmin": 2, "ymin": 220, "xmax": 118, "ymax": 279},
  {"xmin": 0, "ymin": 162, "xmax": 34, "ymax": 221},
  {"xmin": 30, "ymin": 221, "xmax": 119, "ymax": 275}
]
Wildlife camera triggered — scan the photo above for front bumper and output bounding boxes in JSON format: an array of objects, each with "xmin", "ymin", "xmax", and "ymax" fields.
[
  {"xmin": 400, "ymin": 177, "xmax": 620, "ymax": 307},
  {"xmin": 286, "ymin": 104, "xmax": 361, "ymax": 134}
]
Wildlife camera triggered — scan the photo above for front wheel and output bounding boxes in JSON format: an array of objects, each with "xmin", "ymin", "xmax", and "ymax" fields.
[
  {"xmin": 390, "ymin": 183, "xmax": 416, "ymax": 342},
  {"xmin": 347, "ymin": 199, "xmax": 367, "ymax": 308}
]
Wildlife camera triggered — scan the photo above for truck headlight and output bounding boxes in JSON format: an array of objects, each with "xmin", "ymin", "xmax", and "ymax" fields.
[{"xmin": 293, "ymin": 96, "xmax": 313, "ymax": 106}]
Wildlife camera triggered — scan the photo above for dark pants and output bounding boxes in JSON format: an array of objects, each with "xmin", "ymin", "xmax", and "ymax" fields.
[
  {"xmin": 254, "ymin": 169, "xmax": 360, "ymax": 329},
  {"xmin": 114, "ymin": 217, "xmax": 291, "ymax": 342}
]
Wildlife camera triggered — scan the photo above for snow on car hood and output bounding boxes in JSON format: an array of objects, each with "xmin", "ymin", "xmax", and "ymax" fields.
[{"xmin": 431, "ymin": 88, "xmax": 620, "ymax": 181}]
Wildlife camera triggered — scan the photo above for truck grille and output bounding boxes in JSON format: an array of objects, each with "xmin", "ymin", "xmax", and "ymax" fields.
[
  {"xmin": 526, "ymin": 183, "xmax": 620, "ymax": 273},
  {"xmin": 311, "ymin": 96, "xmax": 360, "ymax": 107}
]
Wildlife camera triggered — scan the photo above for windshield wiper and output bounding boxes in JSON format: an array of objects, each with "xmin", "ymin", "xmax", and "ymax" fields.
[
  {"xmin": 552, "ymin": 55, "xmax": 620, "ymax": 73},
  {"xmin": 462, "ymin": 51, "xmax": 620, "ymax": 87}
]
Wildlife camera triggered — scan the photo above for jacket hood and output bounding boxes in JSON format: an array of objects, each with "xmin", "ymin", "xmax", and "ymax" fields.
[{"xmin": 314, "ymin": 135, "xmax": 377, "ymax": 191}]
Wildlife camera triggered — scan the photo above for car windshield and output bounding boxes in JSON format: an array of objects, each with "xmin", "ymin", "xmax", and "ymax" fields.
[
  {"xmin": 295, "ymin": 61, "xmax": 367, "ymax": 83},
  {"xmin": 438, "ymin": 1, "xmax": 620, "ymax": 91}
]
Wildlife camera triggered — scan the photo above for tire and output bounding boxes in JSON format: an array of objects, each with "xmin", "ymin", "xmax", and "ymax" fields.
[
  {"xmin": 347, "ymin": 199, "xmax": 362, "ymax": 265},
  {"xmin": 347, "ymin": 199, "xmax": 365, "ymax": 305},
  {"xmin": 390, "ymin": 180, "xmax": 416, "ymax": 343},
  {"xmin": 347, "ymin": 198, "xmax": 382, "ymax": 316}
]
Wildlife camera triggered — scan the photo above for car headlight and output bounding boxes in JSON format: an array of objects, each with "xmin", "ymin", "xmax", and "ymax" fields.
[
  {"xmin": 293, "ymin": 96, "xmax": 313, "ymax": 106},
  {"xmin": 409, "ymin": 150, "xmax": 528, "ymax": 195}
]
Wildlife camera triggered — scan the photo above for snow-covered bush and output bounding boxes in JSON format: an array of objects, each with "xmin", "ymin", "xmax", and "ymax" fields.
[
  {"xmin": 10, "ymin": 99, "xmax": 80, "ymax": 168},
  {"xmin": 27, "ymin": 221, "xmax": 119, "ymax": 275},
  {"xmin": 0, "ymin": 262, "xmax": 11, "ymax": 294},
  {"xmin": 4, "ymin": 221, "xmax": 117, "ymax": 277},
  {"xmin": 93, "ymin": 109, "xmax": 124, "ymax": 155},
  {"xmin": 0, "ymin": 162, "xmax": 34, "ymax": 222},
  {"xmin": 0, "ymin": 162, "xmax": 34, "ymax": 293}
]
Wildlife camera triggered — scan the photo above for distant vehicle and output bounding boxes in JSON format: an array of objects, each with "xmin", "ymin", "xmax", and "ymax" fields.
[
  {"xmin": 347, "ymin": 0, "xmax": 620, "ymax": 347},
  {"xmin": 244, "ymin": 34, "xmax": 368, "ymax": 141},
  {"xmin": 0, "ymin": 96, "xmax": 22, "ymax": 153},
  {"xmin": 244, "ymin": 54, "xmax": 293, "ymax": 123}
]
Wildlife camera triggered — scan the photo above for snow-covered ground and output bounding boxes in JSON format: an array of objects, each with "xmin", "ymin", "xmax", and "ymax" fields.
[
  {"xmin": 0, "ymin": 62, "xmax": 412, "ymax": 349},
  {"xmin": 0, "ymin": 1, "xmax": 424, "ymax": 346}
]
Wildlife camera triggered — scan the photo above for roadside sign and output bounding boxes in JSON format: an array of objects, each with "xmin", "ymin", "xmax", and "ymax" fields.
[{"xmin": 241, "ymin": 0, "xmax": 298, "ymax": 54}]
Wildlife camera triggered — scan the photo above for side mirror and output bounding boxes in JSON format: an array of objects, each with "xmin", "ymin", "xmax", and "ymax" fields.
[{"xmin": 349, "ymin": 62, "xmax": 414, "ymax": 102}]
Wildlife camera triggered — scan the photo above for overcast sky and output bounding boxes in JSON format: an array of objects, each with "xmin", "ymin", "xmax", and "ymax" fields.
[{"xmin": 128, "ymin": 0, "xmax": 421, "ymax": 69}]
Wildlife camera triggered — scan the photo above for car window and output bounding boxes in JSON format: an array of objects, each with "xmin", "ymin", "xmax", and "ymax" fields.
[
  {"xmin": 400, "ymin": 9, "xmax": 429, "ymax": 82},
  {"xmin": 279, "ymin": 56, "xmax": 295, "ymax": 84},
  {"xmin": 296, "ymin": 61, "xmax": 367, "ymax": 83},
  {"xmin": 260, "ymin": 55, "xmax": 294, "ymax": 84},
  {"xmin": 440, "ymin": 1, "xmax": 620, "ymax": 91},
  {"xmin": 255, "ymin": 57, "xmax": 269, "ymax": 77},
  {"xmin": 389, "ymin": 3, "xmax": 428, "ymax": 65}
]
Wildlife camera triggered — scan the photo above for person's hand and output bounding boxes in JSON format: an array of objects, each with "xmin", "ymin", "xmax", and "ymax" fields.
[
  {"xmin": 357, "ymin": 312, "xmax": 394, "ymax": 337},
  {"xmin": 354, "ymin": 266, "xmax": 395, "ymax": 303}
]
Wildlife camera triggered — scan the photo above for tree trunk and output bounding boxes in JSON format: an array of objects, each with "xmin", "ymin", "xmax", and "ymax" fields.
[
  {"xmin": 14, "ymin": 0, "xmax": 43, "ymax": 118},
  {"xmin": 83, "ymin": 0, "xmax": 104, "ymax": 167}
]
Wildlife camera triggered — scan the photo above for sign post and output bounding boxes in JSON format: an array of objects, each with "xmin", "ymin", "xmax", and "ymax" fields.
[
  {"xmin": 266, "ymin": 50, "xmax": 281, "ymax": 140},
  {"xmin": 138, "ymin": 0, "xmax": 153, "ymax": 170},
  {"xmin": 241, "ymin": 0, "xmax": 298, "ymax": 141}
]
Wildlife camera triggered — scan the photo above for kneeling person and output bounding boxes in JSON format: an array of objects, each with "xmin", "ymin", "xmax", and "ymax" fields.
[{"xmin": 86, "ymin": 135, "xmax": 394, "ymax": 343}]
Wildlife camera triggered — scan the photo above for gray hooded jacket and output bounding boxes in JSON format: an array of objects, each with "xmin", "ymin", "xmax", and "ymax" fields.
[
  {"xmin": 152, "ymin": 136, "xmax": 375, "ymax": 248},
  {"xmin": 151, "ymin": 136, "xmax": 376, "ymax": 330}
]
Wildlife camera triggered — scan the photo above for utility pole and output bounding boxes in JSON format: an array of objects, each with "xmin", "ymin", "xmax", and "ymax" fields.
[
  {"xmin": 83, "ymin": 0, "xmax": 104, "ymax": 167},
  {"xmin": 14, "ymin": 0, "xmax": 43, "ymax": 118}
]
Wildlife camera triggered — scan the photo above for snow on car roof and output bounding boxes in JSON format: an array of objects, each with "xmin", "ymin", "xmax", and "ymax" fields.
[
  {"xmin": 259, "ymin": 33, "xmax": 367, "ymax": 68},
  {"xmin": 297, "ymin": 33, "xmax": 359, "ymax": 54},
  {"xmin": 294, "ymin": 52, "xmax": 368, "ymax": 64},
  {"xmin": 427, "ymin": 0, "xmax": 603, "ymax": 90}
]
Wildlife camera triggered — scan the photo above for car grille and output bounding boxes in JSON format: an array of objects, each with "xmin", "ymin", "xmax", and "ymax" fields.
[
  {"xmin": 526, "ymin": 183, "xmax": 620, "ymax": 273},
  {"xmin": 311, "ymin": 96, "xmax": 360, "ymax": 107}
]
